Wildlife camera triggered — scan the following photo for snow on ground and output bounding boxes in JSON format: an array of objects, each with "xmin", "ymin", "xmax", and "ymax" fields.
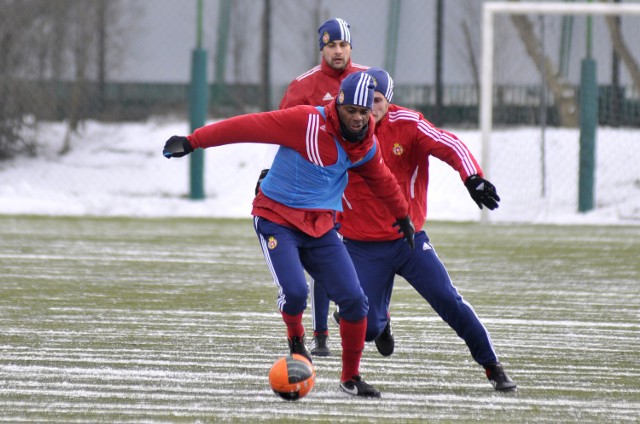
[{"xmin": 1, "ymin": 118, "xmax": 639, "ymax": 225}]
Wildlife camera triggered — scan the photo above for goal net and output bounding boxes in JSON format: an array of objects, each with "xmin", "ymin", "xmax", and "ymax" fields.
[{"xmin": 480, "ymin": 1, "xmax": 640, "ymax": 224}]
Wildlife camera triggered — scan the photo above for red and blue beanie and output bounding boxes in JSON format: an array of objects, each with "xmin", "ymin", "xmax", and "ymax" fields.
[
  {"xmin": 337, "ymin": 72, "xmax": 374, "ymax": 109},
  {"xmin": 318, "ymin": 18, "xmax": 352, "ymax": 50},
  {"xmin": 365, "ymin": 67, "xmax": 394, "ymax": 102}
]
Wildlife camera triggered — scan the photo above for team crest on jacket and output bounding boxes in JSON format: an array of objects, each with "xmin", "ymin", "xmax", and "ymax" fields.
[
  {"xmin": 268, "ymin": 236, "xmax": 278, "ymax": 249},
  {"xmin": 392, "ymin": 143, "xmax": 404, "ymax": 156}
]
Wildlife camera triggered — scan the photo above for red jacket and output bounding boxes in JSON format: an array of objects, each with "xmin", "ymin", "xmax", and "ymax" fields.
[
  {"xmin": 188, "ymin": 101, "xmax": 408, "ymax": 238},
  {"xmin": 338, "ymin": 104, "xmax": 483, "ymax": 241},
  {"xmin": 279, "ymin": 58, "xmax": 368, "ymax": 109}
]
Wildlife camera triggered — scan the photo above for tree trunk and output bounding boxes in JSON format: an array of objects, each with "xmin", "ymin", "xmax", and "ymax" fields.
[
  {"xmin": 604, "ymin": 14, "xmax": 640, "ymax": 91},
  {"xmin": 510, "ymin": 14, "xmax": 578, "ymax": 127},
  {"xmin": 59, "ymin": 4, "xmax": 95, "ymax": 155}
]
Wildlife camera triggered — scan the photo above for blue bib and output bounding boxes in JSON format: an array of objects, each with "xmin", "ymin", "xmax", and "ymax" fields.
[{"xmin": 260, "ymin": 107, "xmax": 376, "ymax": 211}]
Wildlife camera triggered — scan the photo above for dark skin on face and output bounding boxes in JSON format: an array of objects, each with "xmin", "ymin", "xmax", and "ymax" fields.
[{"xmin": 337, "ymin": 104, "xmax": 371, "ymax": 134}]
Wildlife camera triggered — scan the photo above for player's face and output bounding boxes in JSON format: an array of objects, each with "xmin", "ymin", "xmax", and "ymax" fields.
[
  {"xmin": 371, "ymin": 92, "xmax": 389, "ymax": 123},
  {"xmin": 337, "ymin": 104, "xmax": 371, "ymax": 133},
  {"xmin": 321, "ymin": 41, "xmax": 352, "ymax": 70}
]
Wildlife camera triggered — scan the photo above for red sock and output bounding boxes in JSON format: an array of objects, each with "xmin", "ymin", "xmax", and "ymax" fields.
[
  {"xmin": 339, "ymin": 317, "xmax": 366, "ymax": 382},
  {"xmin": 280, "ymin": 311, "xmax": 305, "ymax": 339},
  {"xmin": 313, "ymin": 330, "xmax": 328, "ymax": 337}
]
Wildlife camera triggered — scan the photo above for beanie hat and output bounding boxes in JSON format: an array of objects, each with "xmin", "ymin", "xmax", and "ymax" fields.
[
  {"xmin": 318, "ymin": 18, "xmax": 352, "ymax": 50},
  {"xmin": 337, "ymin": 72, "xmax": 374, "ymax": 109},
  {"xmin": 365, "ymin": 67, "xmax": 394, "ymax": 102}
]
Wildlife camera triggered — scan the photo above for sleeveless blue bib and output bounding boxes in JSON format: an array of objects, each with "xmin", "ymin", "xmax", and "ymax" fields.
[{"xmin": 260, "ymin": 107, "xmax": 376, "ymax": 211}]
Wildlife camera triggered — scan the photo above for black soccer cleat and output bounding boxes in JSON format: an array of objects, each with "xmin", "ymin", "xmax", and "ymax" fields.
[
  {"xmin": 374, "ymin": 318, "xmax": 394, "ymax": 357},
  {"xmin": 288, "ymin": 335, "xmax": 312, "ymax": 364},
  {"xmin": 339, "ymin": 375, "xmax": 381, "ymax": 398},
  {"xmin": 310, "ymin": 334, "xmax": 331, "ymax": 357},
  {"xmin": 485, "ymin": 362, "xmax": 517, "ymax": 391}
]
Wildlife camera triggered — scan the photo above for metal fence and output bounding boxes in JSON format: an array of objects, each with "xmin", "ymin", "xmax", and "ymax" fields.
[
  {"xmin": 9, "ymin": 79, "xmax": 640, "ymax": 126},
  {"xmin": 3, "ymin": 0, "xmax": 640, "ymax": 157},
  {"xmin": 2, "ymin": 0, "xmax": 640, "ymax": 223}
]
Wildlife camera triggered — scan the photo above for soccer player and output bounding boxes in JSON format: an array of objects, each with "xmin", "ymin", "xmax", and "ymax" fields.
[
  {"xmin": 163, "ymin": 72, "xmax": 415, "ymax": 398},
  {"xmin": 280, "ymin": 17, "xmax": 367, "ymax": 109},
  {"xmin": 254, "ymin": 17, "xmax": 370, "ymax": 357},
  {"xmin": 315, "ymin": 68, "xmax": 517, "ymax": 391}
]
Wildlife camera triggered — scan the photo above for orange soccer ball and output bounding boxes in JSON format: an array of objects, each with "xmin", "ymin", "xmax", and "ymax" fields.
[{"xmin": 268, "ymin": 354, "xmax": 316, "ymax": 401}]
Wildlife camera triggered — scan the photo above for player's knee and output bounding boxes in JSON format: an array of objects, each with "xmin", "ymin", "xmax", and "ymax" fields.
[
  {"xmin": 335, "ymin": 294, "xmax": 368, "ymax": 322},
  {"xmin": 282, "ymin": 283, "xmax": 309, "ymax": 309}
]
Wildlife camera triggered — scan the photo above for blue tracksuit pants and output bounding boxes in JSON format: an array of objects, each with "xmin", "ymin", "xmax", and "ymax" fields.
[
  {"xmin": 254, "ymin": 217, "xmax": 368, "ymax": 322},
  {"xmin": 312, "ymin": 230, "xmax": 499, "ymax": 366}
]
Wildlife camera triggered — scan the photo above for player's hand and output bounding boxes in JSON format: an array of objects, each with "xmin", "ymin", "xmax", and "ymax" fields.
[
  {"xmin": 465, "ymin": 174, "xmax": 500, "ymax": 210},
  {"xmin": 255, "ymin": 169, "xmax": 269, "ymax": 195},
  {"xmin": 393, "ymin": 216, "xmax": 415, "ymax": 249},
  {"xmin": 163, "ymin": 136, "xmax": 194, "ymax": 159}
]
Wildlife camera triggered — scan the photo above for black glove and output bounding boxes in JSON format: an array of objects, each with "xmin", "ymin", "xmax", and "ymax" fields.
[
  {"xmin": 393, "ymin": 216, "xmax": 415, "ymax": 249},
  {"xmin": 255, "ymin": 168, "xmax": 269, "ymax": 195},
  {"xmin": 163, "ymin": 136, "xmax": 194, "ymax": 159},
  {"xmin": 465, "ymin": 174, "xmax": 500, "ymax": 210}
]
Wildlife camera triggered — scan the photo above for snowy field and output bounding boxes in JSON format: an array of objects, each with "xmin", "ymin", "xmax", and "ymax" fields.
[
  {"xmin": 0, "ymin": 119, "xmax": 639, "ymax": 225},
  {"xmin": 1, "ymin": 216, "xmax": 639, "ymax": 422}
]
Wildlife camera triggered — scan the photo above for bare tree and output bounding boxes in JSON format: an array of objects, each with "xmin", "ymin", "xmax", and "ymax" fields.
[
  {"xmin": 0, "ymin": 0, "xmax": 132, "ymax": 159},
  {"xmin": 0, "ymin": 0, "xmax": 51, "ymax": 158},
  {"xmin": 508, "ymin": 0, "xmax": 640, "ymax": 127},
  {"xmin": 60, "ymin": 0, "xmax": 134, "ymax": 154},
  {"xmin": 603, "ymin": 8, "xmax": 640, "ymax": 90},
  {"xmin": 59, "ymin": 1, "xmax": 98, "ymax": 155},
  {"xmin": 507, "ymin": 2, "xmax": 579, "ymax": 127}
]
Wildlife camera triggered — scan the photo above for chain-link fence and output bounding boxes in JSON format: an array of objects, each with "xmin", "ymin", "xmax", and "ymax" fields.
[
  {"xmin": 4, "ymin": 1, "xmax": 639, "ymax": 151},
  {"xmin": 2, "ymin": 0, "xmax": 639, "ymax": 220}
]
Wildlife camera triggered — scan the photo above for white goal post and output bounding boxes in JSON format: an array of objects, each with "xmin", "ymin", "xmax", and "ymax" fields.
[{"xmin": 479, "ymin": 1, "xmax": 640, "ymax": 222}]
